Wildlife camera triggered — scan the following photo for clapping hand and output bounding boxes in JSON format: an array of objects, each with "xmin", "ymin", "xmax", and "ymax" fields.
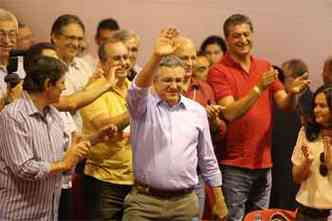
[
  {"xmin": 206, "ymin": 105, "xmax": 225, "ymax": 121},
  {"xmin": 288, "ymin": 73, "xmax": 311, "ymax": 95},
  {"xmin": 301, "ymin": 144, "xmax": 314, "ymax": 164},
  {"xmin": 256, "ymin": 68, "xmax": 278, "ymax": 91},
  {"xmin": 63, "ymin": 140, "xmax": 90, "ymax": 170}
]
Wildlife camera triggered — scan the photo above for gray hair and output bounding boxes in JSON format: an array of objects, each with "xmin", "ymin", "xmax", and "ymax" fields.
[
  {"xmin": 0, "ymin": 8, "xmax": 18, "ymax": 29},
  {"xmin": 110, "ymin": 29, "xmax": 140, "ymax": 43},
  {"xmin": 98, "ymin": 38, "xmax": 124, "ymax": 63},
  {"xmin": 159, "ymin": 55, "xmax": 185, "ymax": 68}
]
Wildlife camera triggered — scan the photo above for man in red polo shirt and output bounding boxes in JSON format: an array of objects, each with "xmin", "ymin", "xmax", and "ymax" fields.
[{"xmin": 207, "ymin": 14, "xmax": 310, "ymax": 221}]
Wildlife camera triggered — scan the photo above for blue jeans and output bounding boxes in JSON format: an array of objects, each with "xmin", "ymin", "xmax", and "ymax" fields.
[{"xmin": 221, "ymin": 165, "xmax": 272, "ymax": 221}]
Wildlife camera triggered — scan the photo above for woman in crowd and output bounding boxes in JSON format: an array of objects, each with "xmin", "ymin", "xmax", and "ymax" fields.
[
  {"xmin": 199, "ymin": 35, "xmax": 227, "ymax": 65},
  {"xmin": 292, "ymin": 85, "xmax": 332, "ymax": 221}
]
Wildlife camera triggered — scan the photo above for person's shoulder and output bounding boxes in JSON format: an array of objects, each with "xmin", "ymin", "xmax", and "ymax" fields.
[
  {"xmin": 181, "ymin": 96, "xmax": 206, "ymax": 113},
  {"xmin": 1, "ymin": 98, "xmax": 28, "ymax": 122},
  {"xmin": 208, "ymin": 55, "xmax": 235, "ymax": 77},
  {"xmin": 252, "ymin": 56, "xmax": 271, "ymax": 67},
  {"xmin": 74, "ymin": 57, "xmax": 95, "ymax": 74},
  {"xmin": 196, "ymin": 79, "xmax": 212, "ymax": 88}
]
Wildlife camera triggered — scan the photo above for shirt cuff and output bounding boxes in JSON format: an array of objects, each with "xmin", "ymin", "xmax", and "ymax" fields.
[
  {"xmin": 131, "ymin": 80, "xmax": 150, "ymax": 92},
  {"xmin": 39, "ymin": 162, "xmax": 52, "ymax": 179},
  {"xmin": 204, "ymin": 172, "xmax": 222, "ymax": 187}
]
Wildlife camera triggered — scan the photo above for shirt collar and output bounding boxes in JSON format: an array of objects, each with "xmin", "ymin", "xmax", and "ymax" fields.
[
  {"xmin": 153, "ymin": 92, "xmax": 187, "ymax": 109},
  {"xmin": 222, "ymin": 53, "xmax": 254, "ymax": 70},
  {"xmin": 190, "ymin": 78, "xmax": 201, "ymax": 90},
  {"xmin": 68, "ymin": 57, "xmax": 79, "ymax": 70},
  {"xmin": 22, "ymin": 92, "xmax": 54, "ymax": 117}
]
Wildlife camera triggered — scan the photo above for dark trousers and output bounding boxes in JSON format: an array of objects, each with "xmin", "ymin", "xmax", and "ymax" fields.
[
  {"xmin": 84, "ymin": 175, "xmax": 132, "ymax": 221},
  {"xmin": 58, "ymin": 188, "xmax": 73, "ymax": 221},
  {"xmin": 295, "ymin": 204, "xmax": 330, "ymax": 221}
]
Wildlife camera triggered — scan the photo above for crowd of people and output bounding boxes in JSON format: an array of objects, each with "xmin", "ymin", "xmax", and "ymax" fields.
[{"xmin": 0, "ymin": 7, "xmax": 332, "ymax": 221}]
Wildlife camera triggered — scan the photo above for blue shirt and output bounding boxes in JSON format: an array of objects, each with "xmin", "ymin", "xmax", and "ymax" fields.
[{"xmin": 127, "ymin": 83, "xmax": 222, "ymax": 191}]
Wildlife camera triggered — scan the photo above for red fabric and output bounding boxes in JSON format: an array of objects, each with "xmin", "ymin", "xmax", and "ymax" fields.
[
  {"xmin": 202, "ymin": 185, "xmax": 215, "ymax": 220},
  {"xmin": 185, "ymin": 78, "xmax": 216, "ymax": 106},
  {"xmin": 207, "ymin": 53, "xmax": 284, "ymax": 169},
  {"xmin": 244, "ymin": 209, "xmax": 297, "ymax": 221}
]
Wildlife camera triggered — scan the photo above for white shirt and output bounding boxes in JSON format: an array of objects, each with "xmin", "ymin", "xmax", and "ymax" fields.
[
  {"xmin": 292, "ymin": 128, "xmax": 332, "ymax": 209},
  {"xmin": 62, "ymin": 57, "xmax": 95, "ymax": 131}
]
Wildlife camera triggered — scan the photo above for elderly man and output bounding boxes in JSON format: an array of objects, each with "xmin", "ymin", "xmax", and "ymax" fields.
[
  {"xmin": 207, "ymin": 14, "xmax": 310, "ymax": 221},
  {"xmin": 0, "ymin": 56, "xmax": 90, "ymax": 221},
  {"xmin": 123, "ymin": 28, "xmax": 228, "ymax": 221},
  {"xmin": 0, "ymin": 8, "xmax": 18, "ymax": 110}
]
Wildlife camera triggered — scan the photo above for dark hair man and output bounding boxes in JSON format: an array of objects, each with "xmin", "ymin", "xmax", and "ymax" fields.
[
  {"xmin": 0, "ymin": 56, "xmax": 90, "ymax": 220},
  {"xmin": 207, "ymin": 14, "xmax": 310, "ymax": 221}
]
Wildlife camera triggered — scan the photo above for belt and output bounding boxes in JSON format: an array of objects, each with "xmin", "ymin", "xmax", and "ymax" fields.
[
  {"xmin": 134, "ymin": 181, "xmax": 194, "ymax": 198},
  {"xmin": 298, "ymin": 204, "xmax": 330, "ymax": 218}
]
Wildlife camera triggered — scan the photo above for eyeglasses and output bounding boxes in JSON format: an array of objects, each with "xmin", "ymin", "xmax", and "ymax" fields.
[
  {"xmin": 0, "ymin": 30, "xmax": 17, "ymax": 41},
  {"xmin": 319, "ymin": 152, "xmax": 328, "ymax": 176},
  {"xmin": 60, "ymin": 33, "xmax": 84, "ymax": 42}
]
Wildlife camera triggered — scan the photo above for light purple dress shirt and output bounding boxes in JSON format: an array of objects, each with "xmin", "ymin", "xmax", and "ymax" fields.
[{"xmin": 127, "ymin": 83, "xmax": 222, "ymax": 191}]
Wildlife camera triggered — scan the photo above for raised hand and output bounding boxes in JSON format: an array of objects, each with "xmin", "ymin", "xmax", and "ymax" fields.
[
  {"xmin": 288, "ymin": 73, "xmax": 311, "ymax": 94},
  {"xmin": 87, "ymin": 65, "xmax": 106, "ymax": 85},
  {"xmin": 154, "ymin": 28, "xmax": 180, "ymax": 57},
  {"xmin": 256, "ymin": 68, "xmax": 278, "ymax": 91},
  {"xmin": 103, "ymin": 63, "xmax": 122, "ymax": 85}
]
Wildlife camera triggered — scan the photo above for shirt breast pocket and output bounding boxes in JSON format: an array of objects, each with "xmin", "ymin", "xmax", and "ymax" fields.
[{"xmin": 178, "ymin": 122, "xmax": 199, "ymax": 145}]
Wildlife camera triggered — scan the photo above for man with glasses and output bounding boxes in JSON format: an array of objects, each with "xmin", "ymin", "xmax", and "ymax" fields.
[
  {"xmin": 0, "ymin": 8, "xmax": 18, "ymax": 110},
  {"xmin": 123, "ymin": 28, "xmax": 228, "ymax": 221},
  {"xmin": 50, "ymin": 14, "xmax": 99, "ymax": 130}
]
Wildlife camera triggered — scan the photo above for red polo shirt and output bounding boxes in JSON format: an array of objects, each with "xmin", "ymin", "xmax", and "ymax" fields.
[
  {"xmin": 185, "ymin": 78, "xmax": 226, "ymax": 137},
  {"xmin": 207, "ymin": 53, "xmax": 284, "ymax": 169},
  {"xmin": 185, "ymin": 78, "xmax": 216, "ymax": 106}
]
